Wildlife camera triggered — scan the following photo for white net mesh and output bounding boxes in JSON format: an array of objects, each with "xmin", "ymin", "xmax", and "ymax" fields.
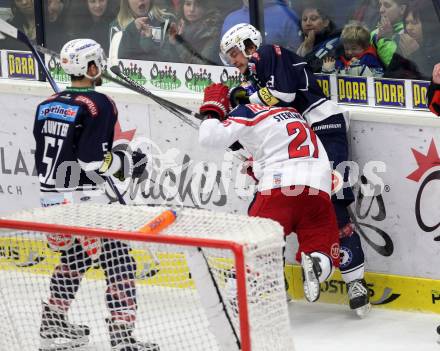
[{"xmin": 0, "ymin": 204, "xmax": 294, "ymax": 351}]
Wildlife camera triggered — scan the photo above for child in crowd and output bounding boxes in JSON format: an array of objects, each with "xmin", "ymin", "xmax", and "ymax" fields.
[{"xmin": 322, "ymin": 22, "xmax": 384, "ymax": 77}]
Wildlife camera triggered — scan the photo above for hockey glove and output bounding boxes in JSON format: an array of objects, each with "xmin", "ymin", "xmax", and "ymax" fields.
[
  {"xmin": 113, "ymin": 150, "xmax": 148, "ymax": 181},
  {"xmin": 199, "ymin": 83, "xmax": 230, "ymax": 121}
]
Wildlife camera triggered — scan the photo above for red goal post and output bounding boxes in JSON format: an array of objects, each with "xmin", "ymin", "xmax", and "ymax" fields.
[{"xmin": 0, "ymin": 204, "xmax": 294, "ymax": 351}]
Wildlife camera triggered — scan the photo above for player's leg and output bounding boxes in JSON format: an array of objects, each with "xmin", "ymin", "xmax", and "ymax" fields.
[
  {"xmin": 40, "ymin": 240, "xmax": 92, "ymax": 350},
  {"xmin": 294, "ymin": 190, "xmax": 340, "ymax": 303},
  {"xmin": 313, "ymin": 115, "xmax": 370, "ymax": 316},
  {"xmin": 249, "ymin": 186, "xmax": 339, "ymax": 302},
  {"xmin": 248, "ymin": 187, "xmax": 297, "ymax": 301},
  {"xmin": 335, "ymin": 202, "xmax": 370, "ymax": 317},
  {"xmin": 99, "ymin": 239, "xmax": 159, "ymax": 351}
]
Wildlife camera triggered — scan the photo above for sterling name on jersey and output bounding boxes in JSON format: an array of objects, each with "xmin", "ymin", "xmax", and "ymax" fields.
[
  {"xmin": 33, "ymin": 87, "xmax": 117, "ymax": 192},
  {"xmin": 247, "ymin": 45, "xmax": 347, "ymax": 129},
  {"xmin": 199, "ymin": 104, "xmax": 332, "ymax": 195}
]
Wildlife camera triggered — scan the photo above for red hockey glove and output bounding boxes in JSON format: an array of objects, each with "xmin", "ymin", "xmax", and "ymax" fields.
[{"xmin": 199, "ymin": 83, "xmax": 230, "ymax": 121}]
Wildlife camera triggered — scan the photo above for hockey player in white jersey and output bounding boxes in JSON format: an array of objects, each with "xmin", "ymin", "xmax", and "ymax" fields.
[{"xmin": 198, "ymin": 83, "xmax": 340, "ymax": 303}]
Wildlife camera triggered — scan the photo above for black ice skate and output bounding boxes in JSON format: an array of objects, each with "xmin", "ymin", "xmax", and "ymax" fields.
[
  {"xmin": 347, "ymin": 279, "xmax": 371, "ymax": 318},
  {"xmin": 107, "ymin": 318, "xmax": 160, "ymax": 351},
  {"xmin": 301, "ymin": 252, "xmax": 322, "ymax": 303},
  {"xmin": 39, "ymin": 302, "xmax": 90, "ymax": 351}
]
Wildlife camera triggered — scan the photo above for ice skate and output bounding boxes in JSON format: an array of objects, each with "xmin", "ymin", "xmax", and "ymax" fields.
[
  {"xmin": 347, "ymin": 279, "xmax": 371, "ymax": 318},
  {"xmin": 301, "ymin": 252, "xmax": 321, "ymax": 303},
  {"xmin": 39, "ymin": 302, "xmax": 90, "ymax": 351},
  {"xmin": 107, "ymin": 318, "xmax": 160, "ymax": 351}
]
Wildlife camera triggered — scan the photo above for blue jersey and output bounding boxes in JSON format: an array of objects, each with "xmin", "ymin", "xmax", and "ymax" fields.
[
  {"xmin": 247, "ymin": 45, "xmax": 347, "ymax": 128},
  {"xmin": 33, "ymin": 87, "xmax": 118, "ymax": 192}
]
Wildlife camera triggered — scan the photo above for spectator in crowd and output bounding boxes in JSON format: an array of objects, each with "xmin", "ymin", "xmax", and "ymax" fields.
[
  {"xmin": 168, "ymin": 0, "xmax": 222, "ymax": 65},
  {"xmin": 109, "ymin": 0, "xmax": 176, "ymax": 61},
  {"xmin": 321, "ymin": 22, "xmax": 384, "ymax": 77},
  {"xmin": 44, "ymin": 0, "xmax": 68, "ymax": 51},
  {"xmin": 370, "ymin": 0, "xmax": 408, "ymax": 68},
  {"xmin": 385, "ymin": 0, "xmax": 440, "ymax": 80},
  {"xmin": 65, "ymin": 0, "xmax": 117, "ymax": 54},
  {"xmin": 0, "ymin": 0, "xmax": 35, "ymax": 49},
  {"xmin": 221, "ymin": 0, "xmax": 300, "ymax": 52},
  {"xmin": 290, "ymin": 0, "xmax": 361, "ymax": 30},
  {"xmin": 296, "ymin": 3, "xmax": 340, "ymax": 73}
]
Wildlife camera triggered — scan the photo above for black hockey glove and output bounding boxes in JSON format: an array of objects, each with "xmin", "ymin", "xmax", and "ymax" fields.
[
  {"xmin": 113, "ymin": 150, "xmax": 148, "ymax": 181},
  {"xmin": 229, "ymin": 82, "xmax": 258, "ymax": 108},
  {"xmin": 229, "ymin": 87, "xmax": 250, "ymax": 108}
]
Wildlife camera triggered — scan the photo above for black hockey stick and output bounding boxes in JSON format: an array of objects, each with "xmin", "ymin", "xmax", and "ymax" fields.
[
  {"xmin": 108, "ymin": 66, "xmax": 247, "ymax": 162},
  {"xmin": 109, "ymin": 65, "xmax": 204, "ymax": 125},
  {"xmin": 6, "ymin": 36, "xmax": 205, "ymax": 131},
  {"xmin": 0, "ymin": 18, "xmax": 247, "ymax": 164}
]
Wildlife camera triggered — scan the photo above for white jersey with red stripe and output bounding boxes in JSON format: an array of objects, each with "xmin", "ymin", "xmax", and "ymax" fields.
[{"xmin": 199, "ymin": 104, "xmax": 332, "ymax": 195}]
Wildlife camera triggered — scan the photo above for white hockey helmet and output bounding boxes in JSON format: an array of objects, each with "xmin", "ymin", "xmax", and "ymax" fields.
[
  {"xmin": 220, "ymin": 23, "xmax": 262, "ymax": 62},
  {"xmin": 60, "ymin": 39, "xmax": 105, "ymax": 80}
]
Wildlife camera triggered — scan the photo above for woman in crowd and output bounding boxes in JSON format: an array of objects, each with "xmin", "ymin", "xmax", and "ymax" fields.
[
  {"xmin": 45, "ymin": 0, "xmax": 69, "ymax": 52},
  {"xmin": 109, "ymin": 0, "xmax": 176, "ymax": 61},
  {"xmin": 385, "ymin": 0, "xmax": 440, "ymax": 80},
  {"xmin": 370, "ymin": 0, "xmax": 408, "ymax": 68},
  {"xmin": 296, "ymin": 3, "xmax": 340, "ymax": 73},
  {"xmin": 168, "ymin": 0, "xmax": 222, "ymax": 65},
  {"xmin": 65, "ymin": 0, "xmax": 118, "ymax": 54}
]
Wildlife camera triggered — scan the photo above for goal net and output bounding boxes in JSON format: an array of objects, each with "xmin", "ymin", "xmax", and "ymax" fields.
[{"xmin": 0, "ymin": 204, "xmax": 294, "ymax": 351}]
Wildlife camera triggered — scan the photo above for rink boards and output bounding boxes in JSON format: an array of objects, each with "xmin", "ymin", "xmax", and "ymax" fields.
[
  {"xmin": 2, "ymin": 235, "xmax": 440, "ymax": 315},
  {"xmin": 0, "ymin": 236, "xmax": 198, "ymax": 289}
]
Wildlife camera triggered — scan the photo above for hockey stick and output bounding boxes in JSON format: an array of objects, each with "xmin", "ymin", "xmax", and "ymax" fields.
[
  {"xmin": 0, "ymin": 17, "xmax": 162, "ymax": 277},
  {"xmin": 108, "ymin": 66, "xmax": 247, "ymax": 162},
  {"xmin": 0, "ymin": 19, "xmax": 247, "ymax": 165},
  {"xmin": 12, "ymin": 40, "xmax": 205, "ymax": 131},
  {"xmin": 109, "ymin": 65, "xmax": 204, "ymax": 123}
]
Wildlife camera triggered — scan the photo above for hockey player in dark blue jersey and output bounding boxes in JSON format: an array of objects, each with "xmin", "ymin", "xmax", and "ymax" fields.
[
  {"xmin": 33, "ymin": 39, "xmax": 158, "ymax": 351},
  {"xmin": 220, "ymin": 23, "xmax": 370, "ymax": 317}
]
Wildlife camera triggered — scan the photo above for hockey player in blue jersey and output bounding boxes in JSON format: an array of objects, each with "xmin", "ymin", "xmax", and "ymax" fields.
[
  {"xmin": 33, "ymin": 39, "xmax": 158, "ymax": 350},
  {"xmin": 220, "ymin": 23, "xmax": 370, "ymax": 317}
]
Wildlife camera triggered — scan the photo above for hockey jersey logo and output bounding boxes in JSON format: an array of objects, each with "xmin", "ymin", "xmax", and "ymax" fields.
[{"xmin": 38, "ymin": 102, "xmax": 79, "ymax": 122}]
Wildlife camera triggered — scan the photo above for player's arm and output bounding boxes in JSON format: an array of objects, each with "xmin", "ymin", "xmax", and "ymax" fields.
[
  {"xmin": 199, "ymin": 119, "xmax": 245, "ymax": 149},
  {"xmin": 246, "ymin": 46, "xmax": 305, "ymax": 106},
  {"xmin": 76, "ymin": 97, "xmax": 146, "ymax": 181},
  {"xmin": 198, "ymin": 83, "xmax": 246, "ymax": 149}
]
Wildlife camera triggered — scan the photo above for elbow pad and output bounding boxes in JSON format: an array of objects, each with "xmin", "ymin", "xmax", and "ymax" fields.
[{"xmin": 98, "ymin": 151, "xmax": 123, "ymax": 176}]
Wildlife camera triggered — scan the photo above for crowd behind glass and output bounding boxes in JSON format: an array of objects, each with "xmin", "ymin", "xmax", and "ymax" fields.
[{"xmin": 0, "ymin": 0, "xmax": 439, "ymax": 81}]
